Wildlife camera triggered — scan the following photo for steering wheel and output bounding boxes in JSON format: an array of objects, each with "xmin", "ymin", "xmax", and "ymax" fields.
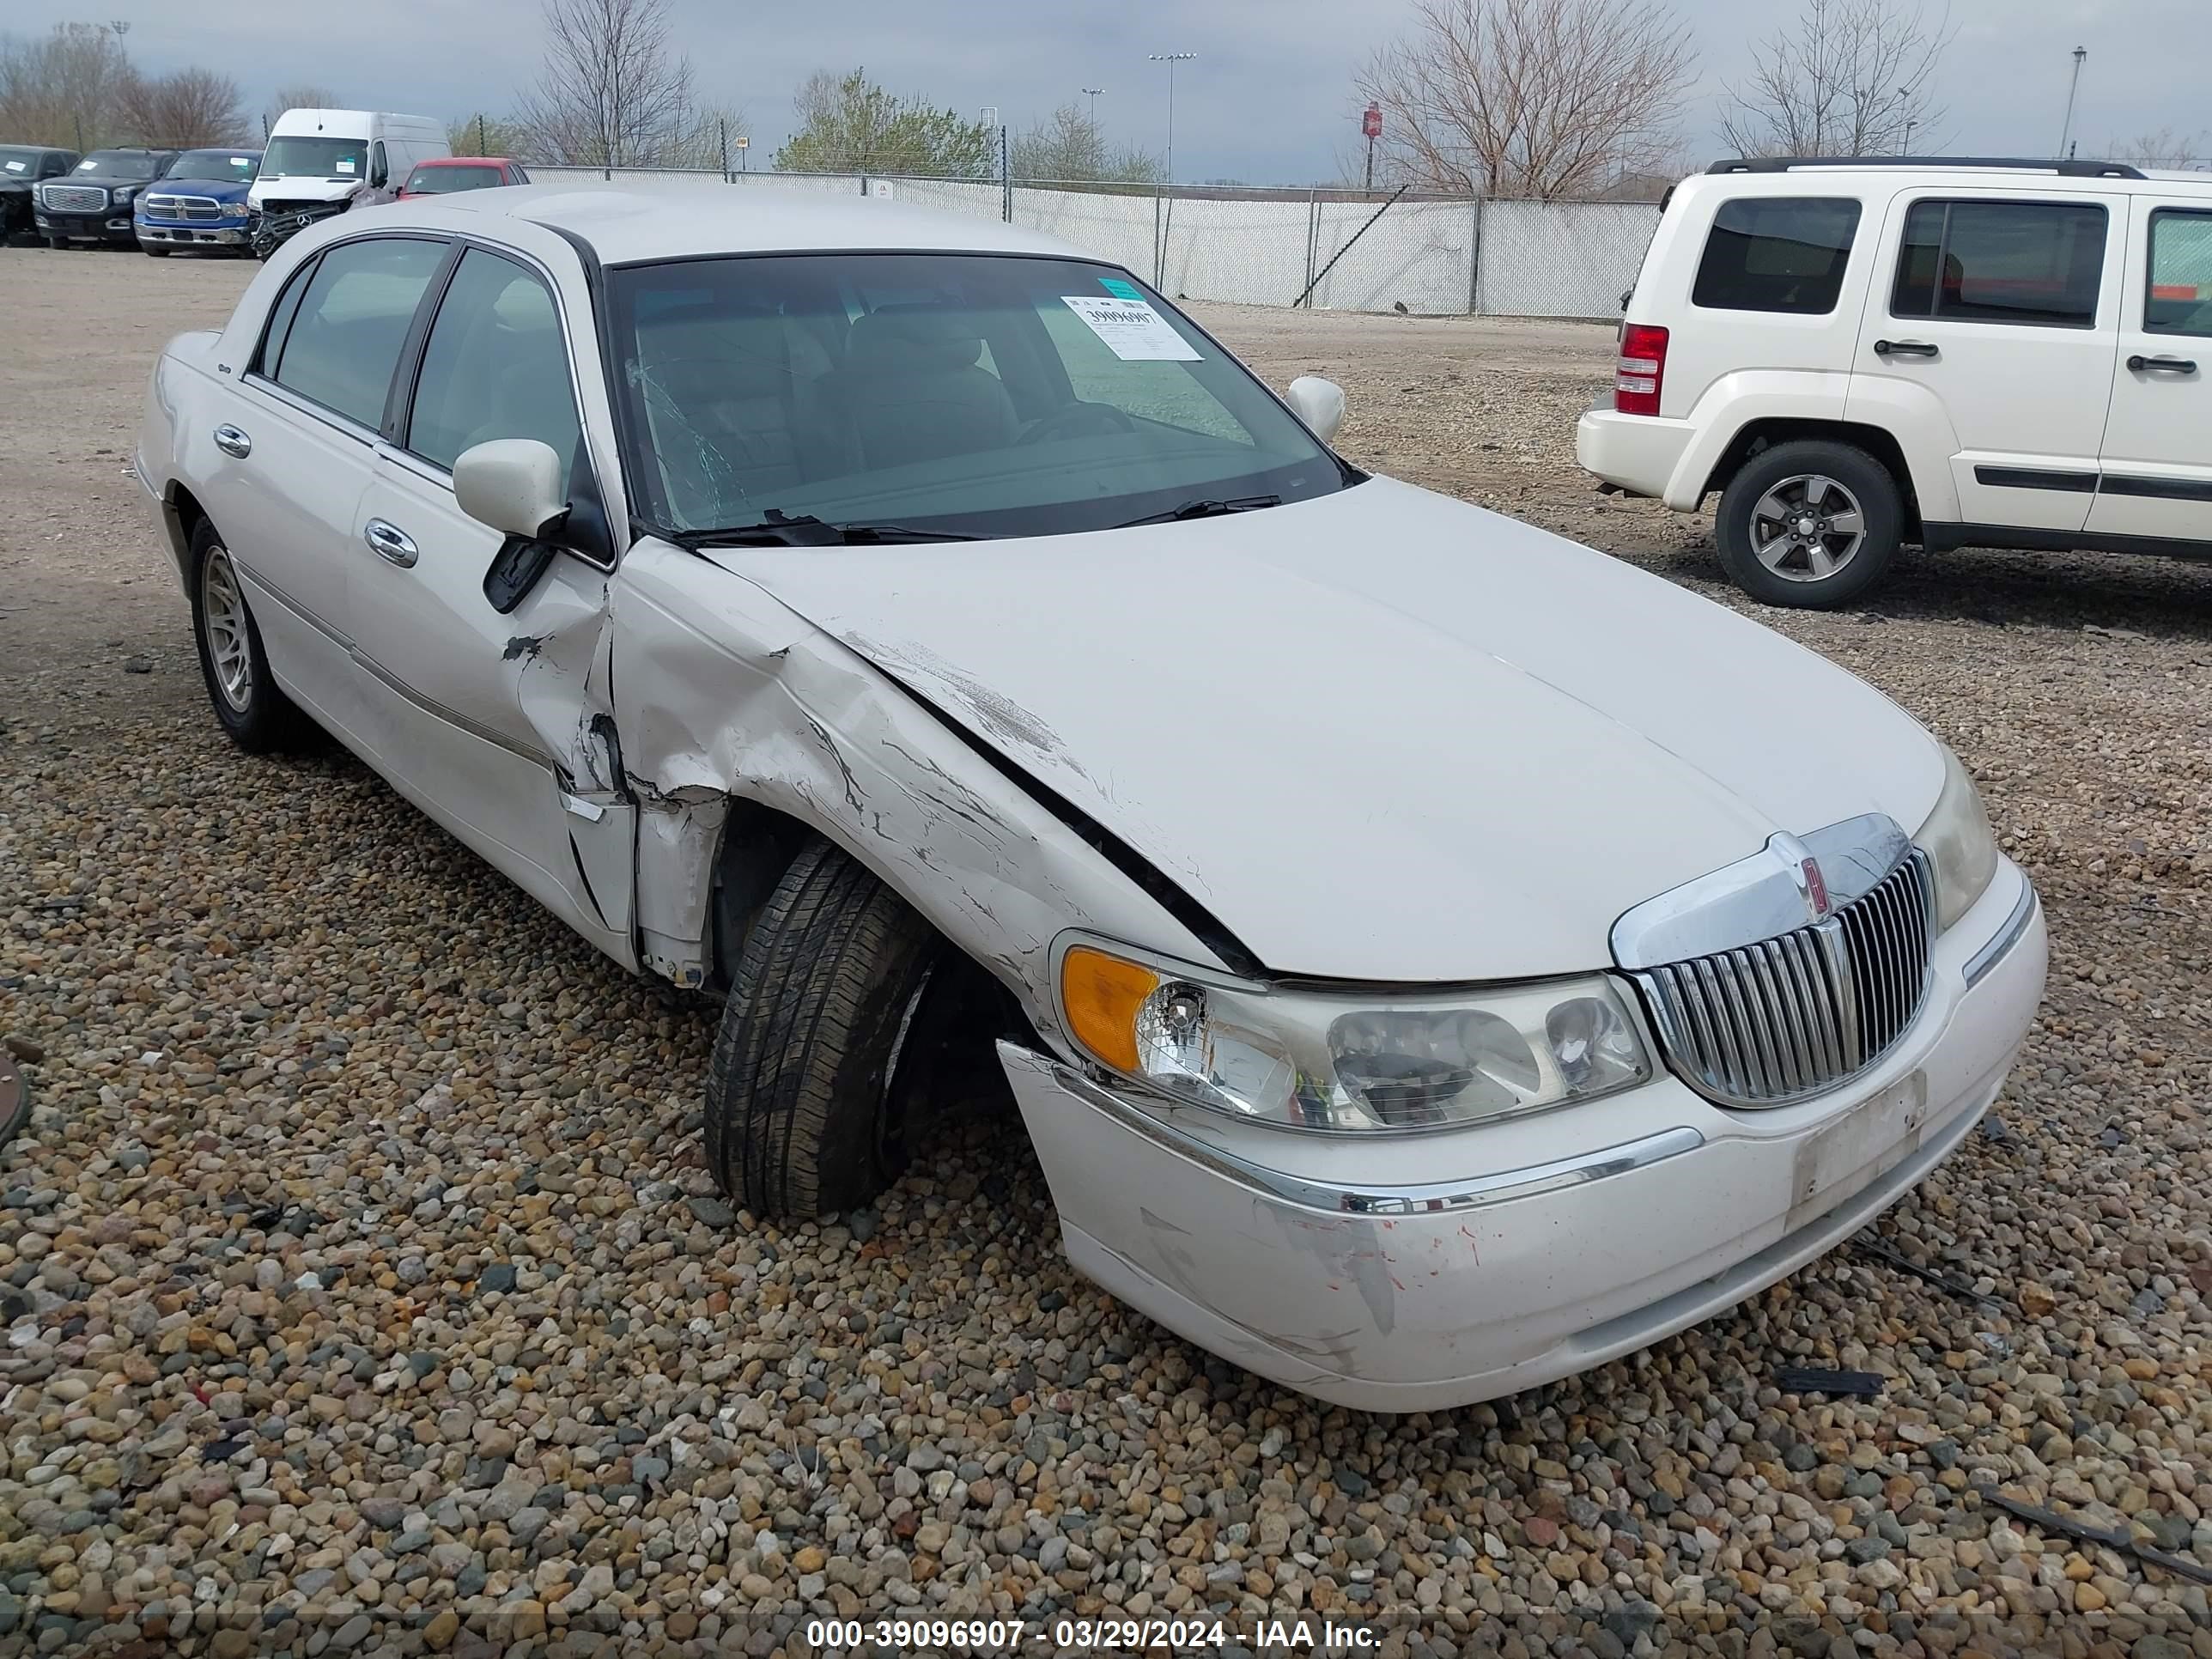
[{"xmin": 1018, "ymin": 400, "xmax": 1138, "ymax": 445}]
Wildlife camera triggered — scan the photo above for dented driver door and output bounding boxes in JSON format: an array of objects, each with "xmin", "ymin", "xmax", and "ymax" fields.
[{"xmin": 339, "ymin": 242, "xmax": 638, "ymax": 971}]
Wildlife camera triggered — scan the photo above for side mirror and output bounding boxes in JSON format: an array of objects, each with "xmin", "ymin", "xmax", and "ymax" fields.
[
  {"xmin": 1286, "ymin": 375, "xmax": 1346, "ymax": 444},
  {"xmin": 455, "ymin": 439, "xmax": 568, "ymax": 539}
]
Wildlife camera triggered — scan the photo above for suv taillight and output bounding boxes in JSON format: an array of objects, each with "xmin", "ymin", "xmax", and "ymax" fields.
[{"xmin": 1614, "ymin": 323, "xmax": 1668, "ymax": 417}]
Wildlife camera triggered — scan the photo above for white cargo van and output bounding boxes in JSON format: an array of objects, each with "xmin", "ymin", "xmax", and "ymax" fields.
[{"xmin": 249, "ymin": 109, "xmax": 448, "ymax": 216}]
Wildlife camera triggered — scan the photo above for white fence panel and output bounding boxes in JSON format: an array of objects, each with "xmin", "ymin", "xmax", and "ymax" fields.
[
  {"xmin": 507, "ymin": 168, "xmax": 1659, "ymax": 318},
  {"xmin": 1309, "ymin": 198, "xmax": 1476, "ymax": 313},
  {"xmin": 1010, "ymin": 186, "xmax": 1158, "ymax": 285},
  {"xmin": 877, "ymin": 177, "xmax": 1002, "ymax": 217},
  {"xmin": 1475, "ymin": 201, "xmax": 1662, "ymax": 318},
  {"xmin": 1156, "ymin": 197, "xmax": 1322, "ymax": 306}
]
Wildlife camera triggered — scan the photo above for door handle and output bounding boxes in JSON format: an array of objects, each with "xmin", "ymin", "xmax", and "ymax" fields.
[
  {"xmin": 362, "ymin": 519, "xmax": 419, "ymax": 568},
  {"xmin": 2127, "ymin": 353, "xmax": 2198, "ymax": 374},
  {"xmin": 1873, "ymin": 339, "xmax": 1940, "ymax": 358},
  {"xmin": 211, "ymin": 423, "xmax": 252, "ymax": 458}
]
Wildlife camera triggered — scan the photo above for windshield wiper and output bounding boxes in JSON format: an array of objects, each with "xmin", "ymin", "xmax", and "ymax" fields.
[
  {"xmin": 1115, "ymin": 494, "xmax": 1282, "ymax": 528},
  {"xmin": 676, "ymin": 513, "xmax": 985, "ymax": 548}
]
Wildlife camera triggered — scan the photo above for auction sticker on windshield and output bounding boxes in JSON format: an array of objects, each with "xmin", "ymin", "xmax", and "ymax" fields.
[{"xmin": 1061, "ymin": 295, "xmax": 1200, "ymax": 362}]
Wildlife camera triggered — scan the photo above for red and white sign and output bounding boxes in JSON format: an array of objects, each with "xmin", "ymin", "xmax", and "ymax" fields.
[{"xmin": 1361, "ymin": 103, "xmax": 1383, "ymax": 139}]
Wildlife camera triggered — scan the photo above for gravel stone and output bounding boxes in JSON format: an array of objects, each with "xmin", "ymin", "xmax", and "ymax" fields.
[{"xmin": 6, "ymin": 257, "xmax": 2212, "ymax": 1658}]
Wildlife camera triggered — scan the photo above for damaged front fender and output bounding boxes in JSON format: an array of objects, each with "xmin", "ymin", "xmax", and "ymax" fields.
[{"xmin": 608, "ymin": 538, "xmax": 1225, "ymax": 1028}]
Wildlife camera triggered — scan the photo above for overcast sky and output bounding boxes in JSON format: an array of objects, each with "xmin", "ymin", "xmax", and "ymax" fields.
[{"xmin": 36, "ymin": 0, "xmax": 2211, "ymax": 179}]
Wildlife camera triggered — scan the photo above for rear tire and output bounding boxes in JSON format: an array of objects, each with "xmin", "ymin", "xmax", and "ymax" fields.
[
  {"xmin": 1717, "ymin": 439, "xmax": 1903, "ymax": 609},
  {"xmin": 705, "ymin": 838, "xmax": 945, "ymax": 1218},
  {"xmin": 187, "ymin": 519, "xmax": 316, "ymax": 753}
]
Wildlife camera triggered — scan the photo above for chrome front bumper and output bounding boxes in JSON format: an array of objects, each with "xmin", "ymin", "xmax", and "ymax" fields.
[{"xmin": 1001, "ymin": 861, "xmax": 2046, "ymax": 1412}]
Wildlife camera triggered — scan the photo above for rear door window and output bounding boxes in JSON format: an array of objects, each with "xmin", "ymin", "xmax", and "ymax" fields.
[
  {"xmin": 1692, "ymin": 198, "xmax": 1863, "ymax": 314},
  {"xmin": 265, "ymin": 236, "xmax": 448, "ymax": 429},
  {"xmin": 2146, "ymin": 209, "xmax": 2212, "ymax": 337},
  {"xmin": 1890, "ymin": 198, "xmax": 2107, "ymax": 327}
]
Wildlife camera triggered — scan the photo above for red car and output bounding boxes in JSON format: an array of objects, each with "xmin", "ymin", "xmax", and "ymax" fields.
[{"xmin": 396, "ymin": 157, "xmax": 531, "ymax": 198}]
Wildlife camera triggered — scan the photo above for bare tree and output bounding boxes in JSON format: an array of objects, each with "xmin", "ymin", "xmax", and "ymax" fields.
[
  {"xmin": 115, "ymin": 67, "xmax": 247, "ymax": 147},
  {"xmin": 1719, "ymin": 0, "xmax": 1950, "ymax": 158},
  {"xmin": 265, "ymin": 83, "xmax": 341, "ymax": 128},
  {"xmin": 1012, "ymin": 103, "xmax": 1162, "ymax": 184},
  {"xmin": 0, "ymin": 22, "xmax": 134, "ymax": 149},
  {"xmin": 2106, "ymin": 127, "xmax": 2209, "ymax": 170},
  {"xmin": 1354, "ymin": 0, "xmax": 1697, "ymax": 201},
  {"xmin": 511, "ymin": 0, "xmax": 710, "ymax": 168}
]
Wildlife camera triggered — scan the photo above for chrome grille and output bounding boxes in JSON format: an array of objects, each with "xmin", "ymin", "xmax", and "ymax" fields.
[
  {"xmin": 145, "ymin": 193, "xmax": 223, "ymax": 220},
  {"xmin": 40, "ymin": 184, "xmax": 106, "ymax": 212},
  {"xmin": 1632, "ymin": 849, "xmax": 1934, "ymax": 1107}
]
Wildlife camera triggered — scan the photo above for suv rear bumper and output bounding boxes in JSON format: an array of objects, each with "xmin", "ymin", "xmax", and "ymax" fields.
[{"xmin": 1577, "ymin": 409, "xmax": 1698, "ymax": 507}]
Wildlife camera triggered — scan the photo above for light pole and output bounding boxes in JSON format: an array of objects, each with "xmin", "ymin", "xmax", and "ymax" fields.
[
  {"xmin": 1081, "ymin": 87, "xmax": 1103, "ymax": 126},
  {"xmin": 1901, "ymin": 90, "xmax": 1915, "ymax": 156},
  {"xmin": 1147, "ymin": 52, "xmax": 1194, "ymax": 184},
  {"xmin": 2057, "ymin": 46, "xmax": 2087, "ymax": 160}
]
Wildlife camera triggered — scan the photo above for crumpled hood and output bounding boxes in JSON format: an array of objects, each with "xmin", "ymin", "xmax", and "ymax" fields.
[
  {"xmin": 706, "ymin": 478, "xmax": 1943, "ymax": 981},
  {"xmin": 248, "ymin": 177, "xmax": 357, "ymax": 206}
]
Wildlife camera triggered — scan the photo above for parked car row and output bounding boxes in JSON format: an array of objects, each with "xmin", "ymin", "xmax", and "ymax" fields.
[{"xmin": 4, "ymin": 108, "xmax": 527, "ymax": 260}]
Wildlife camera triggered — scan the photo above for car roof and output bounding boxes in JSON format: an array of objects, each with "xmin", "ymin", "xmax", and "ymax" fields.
[
  {"xmin": 1692, "ymin": 158, "xmax": 2212, "ymax": 198},
  {"xmin": 413, "ymin": 155, "xmax": 514, "ymax": 167},
  {"xmin": 389, "ymin": 180, "xmax": 1091, "ymax": 266}
]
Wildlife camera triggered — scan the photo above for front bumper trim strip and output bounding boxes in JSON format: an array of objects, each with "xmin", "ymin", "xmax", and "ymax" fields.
[
  {"xmin": 1962, "ymin": 882, "xmax": 2039, "ymax": 991},
  {"xmin": 1040, "ymin": 1054, "xmax": 1704, "ymax": 1218}
]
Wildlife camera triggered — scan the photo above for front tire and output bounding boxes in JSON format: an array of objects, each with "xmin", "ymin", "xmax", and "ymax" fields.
[
  {"xmin": 187, "ymin": 519, "xmax": 313, "ymax": 752},
  {"xmin": 705, "ymin": 839, "xmax": 945, "ymax": 1218},
  {"xmin": 1717, "ymin": 439, "xmax": 1903, "ymax": 609},
  {"xmin": 143, "ymin": 245, "xmax": 169, "ymax": 258}
]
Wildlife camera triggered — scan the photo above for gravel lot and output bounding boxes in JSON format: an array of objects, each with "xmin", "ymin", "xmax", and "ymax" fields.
[{"xmin": 3, "ymin": 247, "xmax": 2211, "ymax": 1659}]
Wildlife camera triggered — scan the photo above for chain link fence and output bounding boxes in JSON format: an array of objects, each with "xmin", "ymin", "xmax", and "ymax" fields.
[{"xmin": 526, "ymin": 166, "xmax": 1661, "ymax": 319}]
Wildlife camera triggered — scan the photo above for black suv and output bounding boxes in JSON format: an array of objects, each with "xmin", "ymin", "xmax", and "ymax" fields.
[
  {"xmin": 35, "ymin": 148, "xmax": 177, "ymax": 247},
  {"xmin": 0, "ymin": 146, "xmax": 80, "ymax": 242}
]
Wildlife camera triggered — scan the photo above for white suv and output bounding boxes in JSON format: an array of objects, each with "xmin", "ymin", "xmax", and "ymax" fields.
[{"xmin": 1578, "ymin": 158, "xmax": 2212, "ymax": 607}]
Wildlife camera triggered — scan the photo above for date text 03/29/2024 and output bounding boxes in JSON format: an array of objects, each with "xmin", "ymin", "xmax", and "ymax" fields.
[{"xmin": 804, "ymin": 1616, "xmax": 1383, "ymax": 1651}]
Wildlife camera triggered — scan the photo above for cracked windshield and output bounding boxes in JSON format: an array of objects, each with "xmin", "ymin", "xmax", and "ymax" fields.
[{"xmin": 609, "ymin": 252, "xmax": 1352, "ymax": 539}]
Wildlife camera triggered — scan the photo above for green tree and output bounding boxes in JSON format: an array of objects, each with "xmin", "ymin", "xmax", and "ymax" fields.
[
  {"xmin": 775, "ymin": 69, "xmax": 994, "ymax": 176},
  {"xmin": 448, "ymin": 112, "xmax": 526, "ymax": 156}
]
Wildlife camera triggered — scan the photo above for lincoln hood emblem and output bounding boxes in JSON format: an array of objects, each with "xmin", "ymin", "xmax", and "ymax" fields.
[{"xmin": 1771, "ymin": 832, "xmax": 1832, "ymax": 920}]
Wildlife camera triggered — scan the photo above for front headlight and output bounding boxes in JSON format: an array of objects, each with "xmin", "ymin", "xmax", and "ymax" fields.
[
  {"xmin": 1057, "ymin": 940, "xmax": 1651, "ymax": 1133},
  {"xmin": 1916, "ymin": 744, "xmax": 1998, "ymax": 933},
  {"xmin": 112, "ymin": 185, "xmax": 137, "ymax": 204}
]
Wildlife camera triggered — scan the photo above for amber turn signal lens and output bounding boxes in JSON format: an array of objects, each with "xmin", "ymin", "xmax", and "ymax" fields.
[{"xmin": 1060, "ymin": 946, "xmax": 1160, "ymax": 1073}]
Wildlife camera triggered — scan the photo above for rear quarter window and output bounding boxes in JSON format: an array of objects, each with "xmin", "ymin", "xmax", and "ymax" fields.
[{"xmin": 1692, "ymin": 197, "xmax": 1863, "ymax": 315}]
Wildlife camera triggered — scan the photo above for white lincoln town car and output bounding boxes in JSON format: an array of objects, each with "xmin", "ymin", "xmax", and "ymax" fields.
[{"xmin": 136, "ymin": 185, "xmax": 2046, "ymax": 1411}]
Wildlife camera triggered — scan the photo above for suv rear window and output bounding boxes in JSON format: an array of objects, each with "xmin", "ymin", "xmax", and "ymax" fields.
[
  {"xmin": 1890, "ymin": 199, "xmax": 2107, "ymax": 328},
  {"xmin": 1692, "ymin": 198, "xmax": 1862, "ymax": 314}
]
